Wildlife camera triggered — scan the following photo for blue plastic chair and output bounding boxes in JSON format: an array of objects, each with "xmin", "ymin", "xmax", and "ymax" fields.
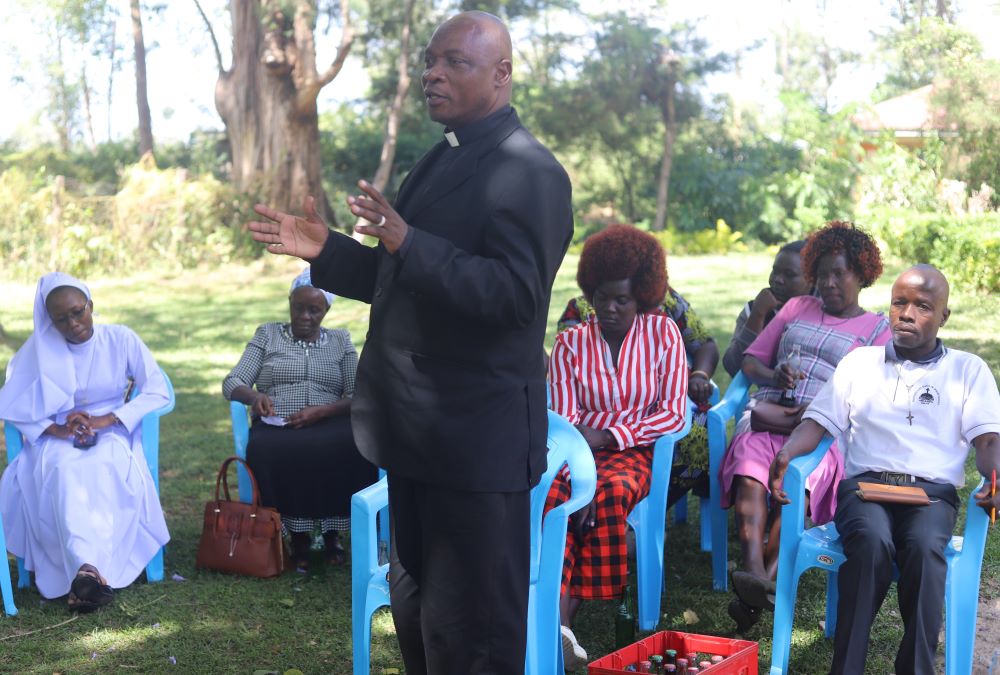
[
  {"xmin": 349, "ymin": 410, "xmax": 598, "ymax": 675},
  {"xmin": 705, "ymin": 371, "xmax": 753, "ymax": 591},
  {"xmin": 3, "ymin": 369, "xmax": 175, "ymax": 596},
  {"xmin": 769, "ymin": 437, "xmax": 989, "ymax": 675},
  {"xmin": 671, "ymin": 382, "xmax": 721, "ymax": 554},
  {"xmin": 0, "ymin": 496, "xmax": 16, "ymax": 616},
  {"xmin": 228, "ymin": 401, "xmax": 255, "ymax": 504},
  {"xmin": 626, "ymin": 398, "xmax": 695, "ymax": 630}
]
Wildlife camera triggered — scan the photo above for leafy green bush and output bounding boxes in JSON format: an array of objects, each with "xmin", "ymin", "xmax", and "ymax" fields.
[
  {"xmin": 652, "ymin": 218, "xmax": 747, "ymax": 255},
  {"xmin": 0, "ymin": 158, "xmax": 258, "ymax": 279},
  {"xmin": 864, "ymin": 207, "xmax": 1000, "ymax": 292},
  {"xmin": 569, "ymin": 219, "xmax": 747, "ymax": 256}
]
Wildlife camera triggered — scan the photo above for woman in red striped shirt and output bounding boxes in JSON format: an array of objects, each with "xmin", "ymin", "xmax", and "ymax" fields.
[{"xmin": 547, "ymin": 225, "xmax": 689, "ymax": 667}]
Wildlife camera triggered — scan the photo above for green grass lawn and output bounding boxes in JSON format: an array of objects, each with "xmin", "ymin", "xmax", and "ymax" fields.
[{"xmin": 0, "ymin": 252, "xmax": 997, "ymax": 674}]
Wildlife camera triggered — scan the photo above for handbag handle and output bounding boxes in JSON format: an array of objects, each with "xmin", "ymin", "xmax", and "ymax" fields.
[{"xmin": 214, "ymin": 456, "xmax": 262, "ymax": 505}]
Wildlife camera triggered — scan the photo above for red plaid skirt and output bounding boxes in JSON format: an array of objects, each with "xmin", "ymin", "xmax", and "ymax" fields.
[{"xmin": 544, "ymin": 446, "xmax": 653, "ymax": 600}]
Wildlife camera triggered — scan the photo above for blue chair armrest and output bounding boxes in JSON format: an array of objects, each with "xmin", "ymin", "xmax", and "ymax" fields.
[
  {"xmin": 957, "ymin": 477, "xmax": 989, "ymax": 571},
  {"xmin": 229, "ymin": 400, "xmax": 253, "ymax": 503},
  {"xmin": 229, "ymin": 400, "xmax": 250, "ymax": 459},
  {"xmin": 707, "ymin": 379, "xmax": 721, "ymax": 406},
  {"xmin": 543, "ymin": 412, "xmax": 597, "ymax": 517},
  {"xmin": 528, "ymin": 412, "xmax": 597, "ymax": 587},
  {"xmin": 707, "ymin": 371, "xmax": 751, "ymax": 426},
  {"xmin": 779, "ymin": 436, "xmax": 834, "ymax": 543},
  {"xmin": 647, "ymin": 400, "xmax": 694, "ymax": 517},
  {"xmin": 785, "ymin": 436, "xmax": 835, "ymax": 495},
  {"xmin": 140, "ymin": 369, "xmax": 175, "ymax": 493},
  {"xmin": 4, "ymin": 421, "xmax": 23, "ymax": 462}
]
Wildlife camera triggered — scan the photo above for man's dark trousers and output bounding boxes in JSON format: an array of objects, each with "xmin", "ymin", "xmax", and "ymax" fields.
[
  {"xmin": 831, "ymin": 476, "xmax": 958, "ymax": 675},
  {"xmin": 388, "ymin": 472, "xmax": 530, "ymax": 675}
]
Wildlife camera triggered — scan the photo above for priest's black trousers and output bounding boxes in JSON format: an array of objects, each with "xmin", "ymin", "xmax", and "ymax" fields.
[{"xmin": 387, "ymin": 472, "xmax": 530, "ymax": 675}]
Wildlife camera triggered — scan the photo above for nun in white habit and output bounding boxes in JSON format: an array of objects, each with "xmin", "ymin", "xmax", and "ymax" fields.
[{"xmin": 0, "ymin": 272, "xmax": 170, "ymax": 611}]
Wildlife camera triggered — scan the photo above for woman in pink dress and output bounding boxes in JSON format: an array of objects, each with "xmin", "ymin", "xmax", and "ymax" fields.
[{"xmin": 718, "ymin": 222, "xmax": 891, "ymax": 632}]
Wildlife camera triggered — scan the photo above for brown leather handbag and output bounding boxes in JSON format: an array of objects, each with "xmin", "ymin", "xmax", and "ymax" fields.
[{"xmin": 195, "ymin": 456, "xmax": 287, "ymax": 578}]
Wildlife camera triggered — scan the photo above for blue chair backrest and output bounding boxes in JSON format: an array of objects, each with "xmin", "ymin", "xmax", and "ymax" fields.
[{"xmin": 527, "ymin": 411, "xmax": 597, "ymax": 586}]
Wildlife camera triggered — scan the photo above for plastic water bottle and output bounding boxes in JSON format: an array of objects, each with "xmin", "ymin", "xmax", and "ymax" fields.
[{"xmin": 779, "ymin": 343, "xmax": 802, "ymax": 406}]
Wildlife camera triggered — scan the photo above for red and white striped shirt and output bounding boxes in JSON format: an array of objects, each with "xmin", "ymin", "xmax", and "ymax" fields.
[{"xmin": 548, "ymin": 313, "xmax": 689, "ymax": 449}]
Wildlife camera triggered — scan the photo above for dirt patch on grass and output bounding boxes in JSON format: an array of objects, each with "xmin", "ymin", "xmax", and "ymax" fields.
[{"xmin": 974, "ymin": 576, "xmax": 1000, "ymax": 674}]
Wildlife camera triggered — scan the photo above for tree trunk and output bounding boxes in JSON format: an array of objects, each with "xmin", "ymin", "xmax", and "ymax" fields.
[
  {"xmin": 212, "ymin": 0, "xmax": 353, "ymax": 221},
  {"xmin": 130, "ymin": 0, "xmax": 154, "ymax": 156},
  {"xmin": 353, "ymin": 0, "xmax": 415, "ymax": 241},
  {"xmin": 935, "ymin": 0, "xmax": 952, "ymax": 21},
  {"xmin": 53, "ymin": 36, "xmax": 72, "ymax": 152},
  {"xmin": 107, "ymin": 21, "xmax": 116, "ymax": 142},
  {"xmin": 652, "ymin": 78, "xmax": 677, "ymax": 232},
  {"xmin": 49, "ymin": 176, "xmax": 65, "ymax": 270},
  {"xmin": 81, "ymin": 64, "xmax": 97, "ymax": 149}
]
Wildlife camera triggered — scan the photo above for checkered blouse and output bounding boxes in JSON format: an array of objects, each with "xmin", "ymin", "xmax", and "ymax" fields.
[{"xmin": 223, "ymin": 322, "xmax": 357, "ymax": 418}]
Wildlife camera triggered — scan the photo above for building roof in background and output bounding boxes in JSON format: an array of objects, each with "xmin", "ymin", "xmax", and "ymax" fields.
[{"xmin": 852, "ymin": 84, "xmax": 954, "ymax": 133}]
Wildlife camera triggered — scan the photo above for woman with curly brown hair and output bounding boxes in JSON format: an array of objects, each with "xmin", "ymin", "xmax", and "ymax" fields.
[
  {"xmin": 547, "ymin": 224, "xmax": 689, "ymax": 667},
  {"xmin": 719, "ymin": 221, "xmax": 891, "ymax": 632}
]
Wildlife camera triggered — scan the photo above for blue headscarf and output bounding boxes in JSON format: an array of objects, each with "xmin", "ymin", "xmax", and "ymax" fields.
[{"xmin": 290, "ymin": 268, "xmax": 334, "ymax": 307}]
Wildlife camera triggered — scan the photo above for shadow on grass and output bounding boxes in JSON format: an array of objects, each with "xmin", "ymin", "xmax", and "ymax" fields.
[{"xmin": 3, "ymin": 556, "xmax": 365, "ymax": 674}]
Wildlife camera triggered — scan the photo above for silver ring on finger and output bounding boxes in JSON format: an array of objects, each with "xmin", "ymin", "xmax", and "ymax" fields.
[{"xmin": 376, "ymin": 215, "xmax": 386, "ymax": 227}]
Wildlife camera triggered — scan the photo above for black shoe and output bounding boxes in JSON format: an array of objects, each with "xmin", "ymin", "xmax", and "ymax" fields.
[
  {"xmin": 731, "ymin": 570, "xmax": 776, "ymax": 610},
  {"xmin": 290, "ymin": 532, "xmax": 311, "ymax": 571},
  {"xmin": 322, "ymin": 531, "xmax": 346, "ymax": 566},
  {"xmin": 728, "ymin": 596, "xmax": 761, "ymax": 634}
]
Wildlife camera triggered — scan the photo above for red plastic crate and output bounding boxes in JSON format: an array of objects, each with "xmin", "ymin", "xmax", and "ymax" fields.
[{"xmin": 588, "ymin": 630, "xmax": 758, "ymax": 674}]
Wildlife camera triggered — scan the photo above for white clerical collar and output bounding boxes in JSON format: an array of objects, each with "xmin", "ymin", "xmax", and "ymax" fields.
[{"xmin": 444, "ymin": 131, "xmax": 459, "ymax": 147}]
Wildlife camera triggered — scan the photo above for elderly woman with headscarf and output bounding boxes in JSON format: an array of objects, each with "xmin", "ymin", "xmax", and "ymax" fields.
[
  {"xmin": 223, "ymin": 268, "xmax": 375, "ymax": 571},
  {"xmin": 0, "ymin": 272, "xmax": 170, "ymax": 612}
]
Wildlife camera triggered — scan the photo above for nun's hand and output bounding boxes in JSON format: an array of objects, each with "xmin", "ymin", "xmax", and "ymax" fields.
[
  {"xmin": 66, "ymin": 411, "xmax": 93, "ymax": 435},
  {"xmin": 45, "ymin": 422, "xmax": 77, "ymax": 440}
]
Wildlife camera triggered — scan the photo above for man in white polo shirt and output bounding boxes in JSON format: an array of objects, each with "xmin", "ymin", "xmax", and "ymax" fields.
[{"xmin": 769, "ymin": 264, "xmax": 1000, "ymax": 674}]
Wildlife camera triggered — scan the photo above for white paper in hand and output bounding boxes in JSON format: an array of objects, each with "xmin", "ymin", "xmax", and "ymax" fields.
[{"xmin": 261, "ymin": 415, "xmax": 287, "ymax": 427}]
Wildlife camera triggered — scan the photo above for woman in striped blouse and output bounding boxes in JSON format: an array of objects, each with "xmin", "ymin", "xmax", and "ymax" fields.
[
  {"xmin": 547, "ymin": 225, "xmax": 689, "ymax": 668},
  {"xmin": 223, "ymin": 269, "xmax": 376, "ymax": 571}
]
